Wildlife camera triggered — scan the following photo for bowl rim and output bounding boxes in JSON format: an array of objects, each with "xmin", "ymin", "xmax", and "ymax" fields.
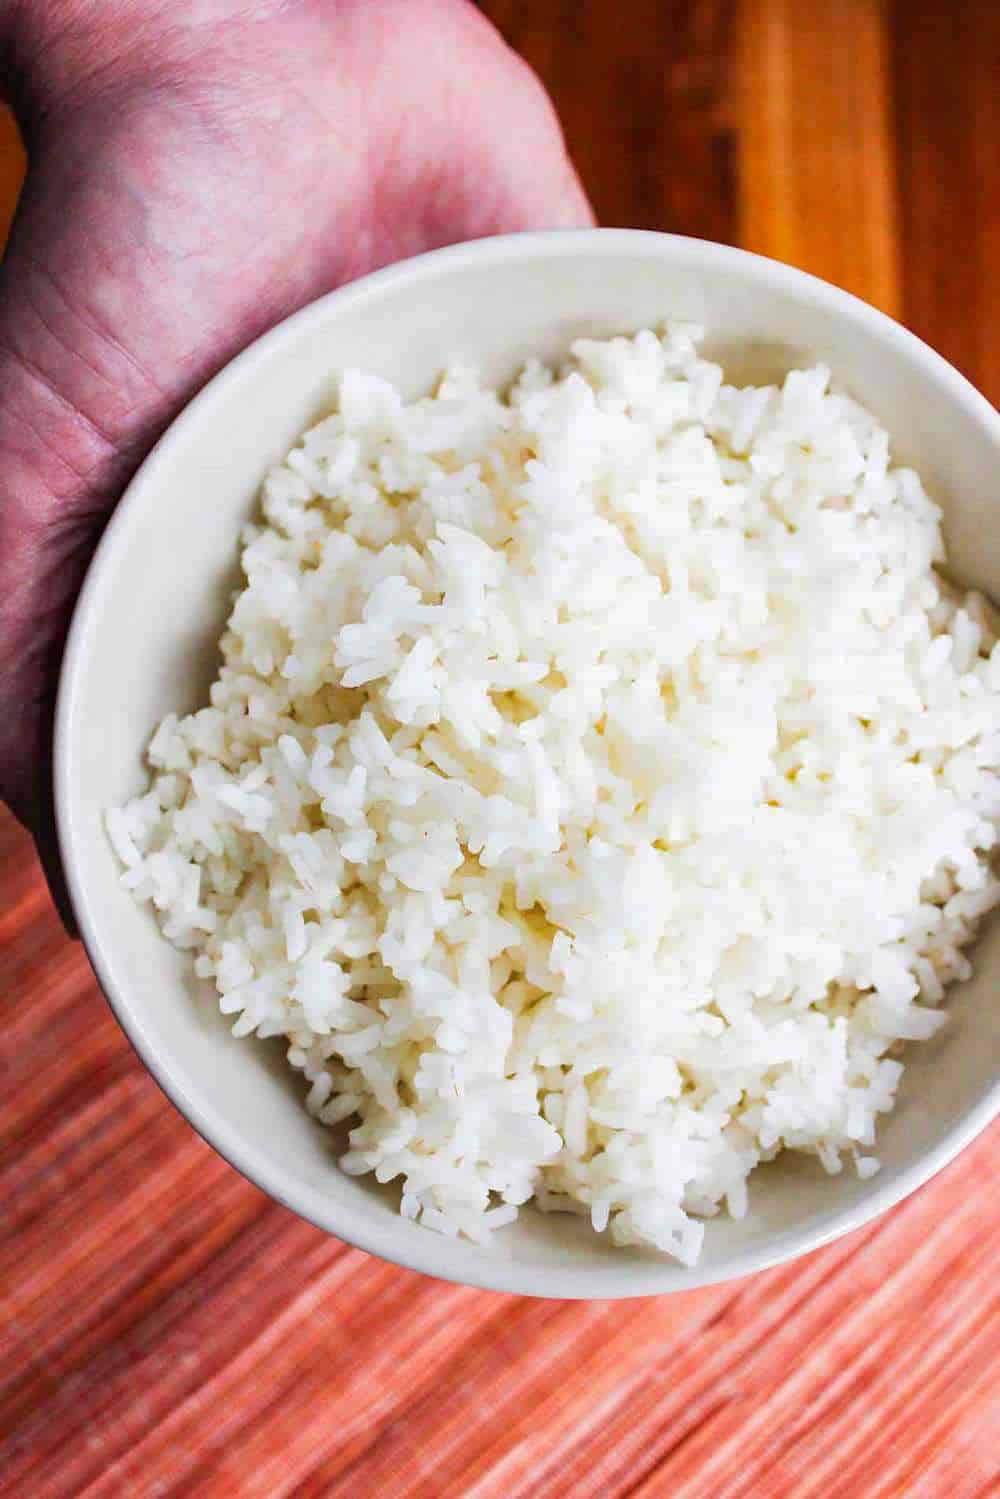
[{"xmin": 54, "ymin": 227, "xmax": 1000, "ymax": 1298}]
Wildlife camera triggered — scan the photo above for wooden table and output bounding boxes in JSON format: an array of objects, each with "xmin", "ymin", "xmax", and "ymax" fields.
[{"xmin": 2, "ymin": 3, "xmax": 998, "ymax": 1493}]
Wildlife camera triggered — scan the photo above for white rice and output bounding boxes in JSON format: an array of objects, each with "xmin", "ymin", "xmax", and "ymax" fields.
[{"xmin": 109, "ymin": 326, "xmax": 1000, "ymax": 1265}]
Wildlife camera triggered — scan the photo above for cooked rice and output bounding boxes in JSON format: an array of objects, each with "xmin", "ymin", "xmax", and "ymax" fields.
[{"xmin": 109, "ymin": 326, "xmax": 1000, "ymax": 1264}]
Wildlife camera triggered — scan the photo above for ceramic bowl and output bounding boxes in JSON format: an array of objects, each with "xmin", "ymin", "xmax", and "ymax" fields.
[{"xmin": 55, "ymin": 230, "xmax": 1000, "ymax": 1296}]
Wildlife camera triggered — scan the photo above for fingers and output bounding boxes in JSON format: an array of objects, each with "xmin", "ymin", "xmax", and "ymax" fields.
[
  {"xmin": 490, "ymin": 43, "xmax": 595, "ymax": 231},
  {"xmin": 532, "ymin": 159, "xmax": 596, "ymax": 232},
  {"xmin": 369, "ymin": 0, "xmax": 595, "ymax": 244}
]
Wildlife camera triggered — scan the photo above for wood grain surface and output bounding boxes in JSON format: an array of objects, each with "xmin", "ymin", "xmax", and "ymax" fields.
[{"xmin": 2, "ymin": 3, "xmax": 998, "ymax": 1494}]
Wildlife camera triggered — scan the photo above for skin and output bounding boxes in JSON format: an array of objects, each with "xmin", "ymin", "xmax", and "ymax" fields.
[{"xmin": 0, "ymin": 0, "xmax": 592, "ymax": 917}]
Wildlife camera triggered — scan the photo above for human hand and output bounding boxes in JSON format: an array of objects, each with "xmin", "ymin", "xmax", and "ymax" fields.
[{"xmin": 0, "ymin": 0, "xmax": 591, "ymax": 918}]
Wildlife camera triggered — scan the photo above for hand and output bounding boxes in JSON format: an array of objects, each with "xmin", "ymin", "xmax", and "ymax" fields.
[{"xmin": 0, "ymin": 0, "xmax": 591, "ymax": 918}]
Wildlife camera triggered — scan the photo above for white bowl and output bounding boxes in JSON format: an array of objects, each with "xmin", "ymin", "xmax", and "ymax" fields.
[{"xmin": 55, "ymin": 230, "xmax": 1000, "ymax": 1297}]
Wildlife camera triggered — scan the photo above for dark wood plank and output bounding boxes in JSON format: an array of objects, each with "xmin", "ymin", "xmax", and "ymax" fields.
[
  {"xmin": 892, "ymin": 0, "xmax": 1000, "ymax": 400},
  {"xmin": 481, "ymin": 0, "xmax": 738, "ymax": 243}
]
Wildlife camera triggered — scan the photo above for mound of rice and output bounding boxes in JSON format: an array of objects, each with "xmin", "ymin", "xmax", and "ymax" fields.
[{"xmin": 108, "ymin": 326, "xmax": 1000, "ymax": 1264}]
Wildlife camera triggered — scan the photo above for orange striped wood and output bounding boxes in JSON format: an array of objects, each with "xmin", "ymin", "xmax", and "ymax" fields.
[{"xmin": 1, "ymin": 2, "xmax": 997, "ymax": 1492}]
